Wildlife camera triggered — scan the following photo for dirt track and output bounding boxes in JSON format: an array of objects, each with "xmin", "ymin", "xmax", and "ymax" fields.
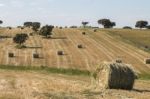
[{"xmin": 0, "ymin": 28, "xmax": 150, "ymax": 74}]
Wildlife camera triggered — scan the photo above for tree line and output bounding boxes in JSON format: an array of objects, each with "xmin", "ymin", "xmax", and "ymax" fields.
[
  {"xmin": 82, "ymin": 19, "xmax": 150, "ymax": 29},
  {"xmin": 0, "ymin": 19, "xmax": 150, "ymax": 29}
]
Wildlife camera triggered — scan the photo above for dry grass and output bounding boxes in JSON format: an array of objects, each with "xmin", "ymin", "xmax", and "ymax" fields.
[
  {"xmin": 0, "ymin": 27, "xmax": 150, "ymax": 74},
  {"xmin": 103, "ymin": 29, "xmax": 150, "ymax": 52},
  {"xmin": 0, "ymin": 70, "xmax": 149, "ymax": 99}
]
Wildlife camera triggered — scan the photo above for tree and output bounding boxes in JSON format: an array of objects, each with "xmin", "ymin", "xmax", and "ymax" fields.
[
  {"xmin": 32, "ymin": 22, "xmax": 41, "ymax": 32},
  {"xmin": 13, "ymin": 33, "xmax": 29, "ymax": 48},
  {"xmin": 123, "ymin": 26, "xmax": 132, "ymax": 29},
  {"xmin": 82, "ymin": 21, "xmax": 89, "ymax": 28},
  {"xmin": 135, "ymin": 21, "xmax": 148, "ymax": 29},
  {"xmin": 98, "ymin": 19, "xmax": 116, "ymax": 28},
  {"xmin": 0, "ymin": 20, "xmax": 3, "ymax": 24},
  {"xmin": 24, "ymin": 22, "xmax": 33, "ymax": 27},
  {"xmin": 39, "ymin": 25, "xmax": 54, "ymax": 38},
  {"xmin": 146, "ymin": 25, "xmax": 150, "ymax": 29}
]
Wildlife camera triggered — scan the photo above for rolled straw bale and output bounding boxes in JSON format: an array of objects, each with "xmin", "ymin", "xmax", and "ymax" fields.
[
  {"xmin": 115, "ymin": 59, "xmax": 122, "ymax": 63},
  {"xmin": 8, "ymin": 53, "xmax": 14, "ymax": 58},
  {"xmin": 95, "ymin": 62, "xmax": 136, "ymax": 90},
  {"xmin": 82, "ymin": 32, "xmax": 86, "ymax": 35},
  {"xmin": 145, "ymin": 58, "xmax": 150, "ymax": 64},
  {"xmin": 33, "ymin": 53, "xmax": 39, "ymax": 58},
  {"xmin": 77, "ymin": 44, "xmax": 83, "ymax": 48},
  {"xmin": 57, "ymin": 51, "xmax": 64, "ymax": 55}
]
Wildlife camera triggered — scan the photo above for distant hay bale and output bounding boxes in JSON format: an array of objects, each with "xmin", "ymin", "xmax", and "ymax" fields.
[
  {"xmin": 59, "ymin": 27, "xmax": 63, "ymax": 29},
  {"xmin": 94, "ymin": 29, "xmax": 97, "ymax": 32},
  {"xmin": 8, "ymin": 53, "xmax": 14, "ymax": 58},
  {"xmin": 7, "ymin": 27, "xmax": 12, "ymax": 30},
  {"xmin": 95, "ymin": 62, "xmax": 136, "ymax": 90},
  {"xmin": 77, "ymin": 44, "xmax": 83, "ymax": 48},
  {"xmin": 33, "ymin": 53, "xmax": 39, "ymax": 58},
  {"xmin": 115, "ymin": 59, "xmax": 122, "ymax": 63},
  {"xmin": 29, "ymin": 33, "xmax": 33, "ymax": 36},
  {"xmin": 82, "ymin": 32, "xmax": 86, "ymax": 35},
  {"xmin": 145, "ymin": 45, "xmax": 149, "ymax": 49},
  {"xmin": 57, "ymin": 51, "xmax": 64, "ymax": 55},
  {"xmin": 145, "ymin": 58, "xmax": 150, "ymax": 64},
  {"xmin": 21, "ymin": 27, "xmax": 24, "ymax": 30}
]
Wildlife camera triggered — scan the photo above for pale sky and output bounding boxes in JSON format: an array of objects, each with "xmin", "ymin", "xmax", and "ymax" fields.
[{"xmin": 0, "ymin": 0, "xmax": 150, "ymax": 27}]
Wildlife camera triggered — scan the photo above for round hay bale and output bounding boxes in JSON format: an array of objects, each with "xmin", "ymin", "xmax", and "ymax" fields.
[
  {"xmin": 29, "ymin": 33, "xmax": 33, "ymax": 36},
  {"xmin": 33, "ymin": 53, "xmax": 39, "ymax": 58},
  {"xmin": 21, "ymin": 27, "xmax": 24, "ymax": 30},
  {"xmin": 77, "ymin": 44, "xmax": 83, "ymax": 48},
  {"xmin": 145, "ymin": 45, "xmax": 149, "ymax": 49},
  {"xmin": 8, "ymin": 53, "xmax": 14, "ymax": 58},
  {"xmin": 144, "ymin": 58, "xmax": 150, "ymax": 64},
  {"xmin": 95, "ymin": 62, "xmax": 135, "ymax": 90},
  {"xmin": 82, "ymin": 32, "xmax": 86, "ymax": 35},
  {"xmin": 115, "ymin": 59, "xmax": 122, "ymax": 63},
  {"xmin": 94, "ymin": 29, "xmax": 97, "ymax": 32},
  {"xmin": 59, "ymin": 27, "xmax": 63, "ymax": 29},
  {"xmin": 57, "ymin": 51, "xmax": 64, "ymax": 55}
]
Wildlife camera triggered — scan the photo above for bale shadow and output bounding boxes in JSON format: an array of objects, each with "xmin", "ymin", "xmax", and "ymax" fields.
[
  {"xmin": 51, "ymin": 37, "xmax": 67, "ymax": 39},
  {"xmin": 26, "ymin": 46, "xmax": 43, "ymax": 49},
  {"xmin": 0, "ymin": 36, "xmax": 12, "ymax": 39},
  {"xmin": 82, "ymin": 90, "xmax": 102, "ymax": 97},
  {"xmin": 133, "ymin": 89, "xmax": 150, "ymax": 93},
  {"xmin": 34, "ymin": 57, "xmax": 44, "ymax": 59},
  {"xmin": 42, "ymin": 36, "xmax": 67, "ymax": 39}
]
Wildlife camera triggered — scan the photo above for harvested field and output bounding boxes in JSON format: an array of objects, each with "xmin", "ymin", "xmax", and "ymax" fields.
[
  {"xmin": 0, "ymin": 28, "xmax": 150, "ymax": 75},
  {"xmin": 0, "ymin": 70, "xmax": 149, "ymax": 99}
]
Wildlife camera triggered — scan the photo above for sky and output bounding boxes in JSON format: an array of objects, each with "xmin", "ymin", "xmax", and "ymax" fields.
[{"xmin": 0, "ymin": 0, "xmax": 150, "ymax": 27}]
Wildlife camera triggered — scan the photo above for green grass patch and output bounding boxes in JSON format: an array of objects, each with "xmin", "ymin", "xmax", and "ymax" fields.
[
  {"xmin": 104, "ymin": 30, "xmax": 150, "ymax": 53},
  {"xmin": 0, "ymin": 65, "xmax": 91, "ymax": 77},
  {"xmin": 138, "ymin": 73, "xmax": 150, "ymax": 80}
]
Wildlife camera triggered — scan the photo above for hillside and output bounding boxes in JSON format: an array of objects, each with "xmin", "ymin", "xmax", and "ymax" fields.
[
  {"xmin": 0, "ymin": 28, "xmax": 150, "ymax": 98},
  {"xmin": 0, "ymin": 28, "xmax": 150, "ymax": 74}
]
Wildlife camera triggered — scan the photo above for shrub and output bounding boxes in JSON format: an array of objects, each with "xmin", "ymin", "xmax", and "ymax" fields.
[{"xmin": 39, "ymin": 25, "xmax": 54, "ymax": 38}]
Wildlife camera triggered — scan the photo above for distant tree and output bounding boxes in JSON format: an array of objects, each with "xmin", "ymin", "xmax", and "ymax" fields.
[
  {"xmin": 146, "ymin": 25, "xmax": 150, "ymax": 29},
  {"xmin": 70, "ymin": 26, "xmax": 78, "ymax": 28},
  {"xmin": 13, "ymin": 33, "xmax": 29, "ymax": 48},
  {"xmin": 24, "ymin": 22, "xmax": 33, "ymax": 27},
  {"xmin": 98, "ymin": 19, "xmax": 116, "ymax": 28},
  {"xmin": 39, "ymin": 25, "xmax": 54, "ymax": 38},
  {"xmin": 0, "ymin": 20, "xmax": 3, "ymax": 24},
  {"xmin": 123, "ymin": 26, "xmax": 132, "ymax": 29},
  {"xmin": 135, "ymin": 21, "xmax": 148, "ymax": 29},
  {"xmin": 32, "ymin": 22, "xmax": 41, "ymax": 32},
  {"xmin": 82, "ymin": 21, "xmax": 89, "ymax": 28}
]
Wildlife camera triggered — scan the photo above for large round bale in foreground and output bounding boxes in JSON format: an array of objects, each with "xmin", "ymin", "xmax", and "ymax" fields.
[{"xmin": 95, "ymin": 62, "xmax": 136, "ymax": 90}]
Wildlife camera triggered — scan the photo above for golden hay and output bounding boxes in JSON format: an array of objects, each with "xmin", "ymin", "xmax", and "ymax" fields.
[{"xmin": 95, "ymin": 62, "xmax": 136, "ymax": 90}]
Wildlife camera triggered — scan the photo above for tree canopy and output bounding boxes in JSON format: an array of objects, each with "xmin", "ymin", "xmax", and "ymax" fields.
[
  {"xmin": 135, "ymin": 21, "xmax": 148, "ymax": 29},
  {"xmin": 82, "ymin": 21, "xmax": 89, "ymax": 28},
  {"xmin": 24, "ymin": 22, "xmax": 33, "ymax": 27},
  {"xmin": 32, "ymin": 22, "xmax": 41, "ymax": 32},
  {"xmin": 39, "ymin": 25, "xmax": 54, "ymax": 38},
  {"xmin": 13, "ymin": 33, "xmax": 29, "ymax": 46},
  {"xmin": 98, "ymin": 19, "xmax": 116, "ymax": 28}
]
